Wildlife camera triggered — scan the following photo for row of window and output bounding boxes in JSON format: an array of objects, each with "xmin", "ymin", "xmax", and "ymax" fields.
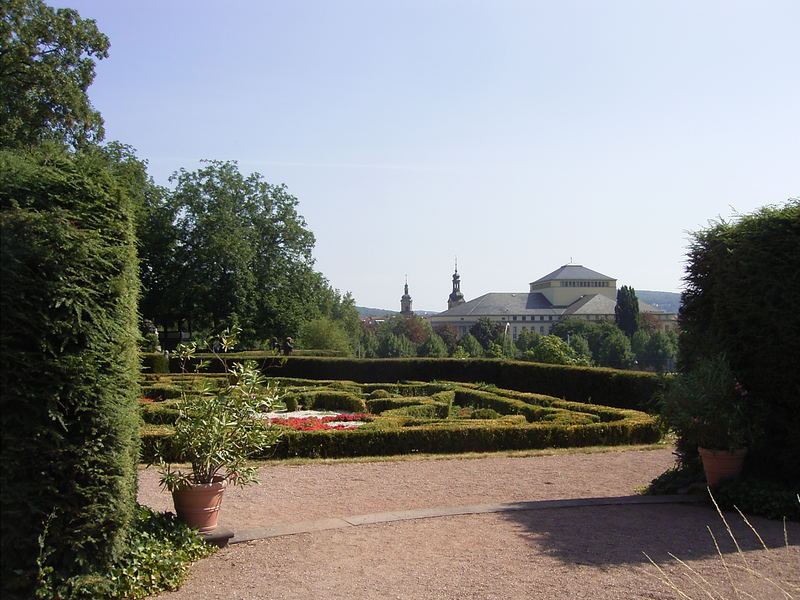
[{"xmin": 559, "ymin": 281, "xmax": 610, "ymax": 287}]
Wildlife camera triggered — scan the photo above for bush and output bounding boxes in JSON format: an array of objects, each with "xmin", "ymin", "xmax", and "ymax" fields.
[
  {"xmin": 140, "ymin": 400, "xmax": 180, "ymax": 425},
  {"xmin": 302, "ymin": 391, "xmax": 367, "ymax": 413},
  {"xmin": 471, "ymin": 408, "xmax": 501, "ymax": 420},
  {"xmin": 679, "ymin": 199, "xmax": 800, "ymax": 480},
  {"xmin": 1, "ymin": 150, "xmax": 141, "ymax": 596},
  {"xmin": 141, "ymin": 378, "xmax": 659, "ymax": 462},
  {"xmin": 34, "ymin": 505, "xmax": 216, "ymax": 599},
  {"xmin": 168, "ymin": 356, "xmax": 660, "ymax": 412},
  {"xmin": 141, "ymin": 384, "xmax": 182, "ymax": 401}
]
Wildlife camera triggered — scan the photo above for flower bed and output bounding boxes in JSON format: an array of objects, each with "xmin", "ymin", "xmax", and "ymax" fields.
[{"xmin": 270, "ymin": 413, "xmax": 374, "ymax": 431}]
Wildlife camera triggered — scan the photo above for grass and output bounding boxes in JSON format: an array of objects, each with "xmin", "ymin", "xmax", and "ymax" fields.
[{"xmin": 644, "ymin": 491, "xmax": 799, "ymax": 599}]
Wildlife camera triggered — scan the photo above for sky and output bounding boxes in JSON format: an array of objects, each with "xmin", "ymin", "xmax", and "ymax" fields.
[{"xmin": 53, "ymin": 0, "xmax": 799, "ymax": 311}]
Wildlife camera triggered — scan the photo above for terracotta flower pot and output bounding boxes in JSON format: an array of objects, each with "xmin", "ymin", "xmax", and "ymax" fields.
[
  {"xmin": 698, "ymin": 447, "xmax": 747, "ymax": 487},
  {"xmin": 172, "ymin": 478, "xmax": 227, "ymax": 532}
]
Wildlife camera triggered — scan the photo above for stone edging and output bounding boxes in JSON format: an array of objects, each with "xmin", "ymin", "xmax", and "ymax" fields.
[{"xmin": 213, "ymin": 494, "xmax": 705, "ymax": 546}]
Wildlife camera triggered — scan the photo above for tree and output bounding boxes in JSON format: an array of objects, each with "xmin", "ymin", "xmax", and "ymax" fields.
[
  {"xmin": 615, "ymin": 285, "xmax": 640, "ymax": 337},
  {"xmin": 631, "ymin": 329, "xmax": 651, "ymax": 366},
  {"xmin": 433, "ymin": 324, "xmax": 460, "ymax": 354},
  {"xmin": 568, "ymin": 333, "xmax": 592, "ymax": 365},
  {"xmin": 419, "ymin": 333, "xmax": 448, "ymax": 358},
  {"xmin": 141, "ymin": 160, "xmax": 331, "ymax": 345},
  {"xmin": 298, "ymin": 317, "xmax": 352, "ymax": 354},
  {"xmin": 457, "ymin": 332, "xmax": 484, "ymax": 358},
  {"xmin": 522, "ymin": 335, "xmax": 586, "ymax": 366},
  {"xmin": 1, "ymin": 0, "xmax": 109, "ymax": 148},
  {"xmin": 377, "ymin": 332, "xmax": 416, "ymax": 358},
  {"xmin": 515, "ymin": 328, "xmax": 542, "ymax": 353},
  {"xmin": 643, "ymin": 330, "xmax": 676, "ymax": 372},
  {"xmin": 597, "ymin": 328, "xmax": 634, "ymax": 369},
  {"xmin": 469, "ymin": 317, "xmax": 504, "ymax": 349}
]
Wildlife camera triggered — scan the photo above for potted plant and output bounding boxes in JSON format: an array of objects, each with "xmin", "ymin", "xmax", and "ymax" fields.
[
  {"xmin": 156, "ymin": 329, "xmax": 281, "ymax": 531},
  {"xmin": 661, "ymin": 353, "xmax": 752, "ymax": 486}
]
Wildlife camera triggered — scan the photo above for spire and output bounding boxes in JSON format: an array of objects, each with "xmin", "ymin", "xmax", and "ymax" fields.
[
  {"xmin": 401, "ymin": 275, "xmax": 413, "ymax": 317},
  {"xmin": 448, "ymin": 259, "xmax": 465, "ymax": 309}
]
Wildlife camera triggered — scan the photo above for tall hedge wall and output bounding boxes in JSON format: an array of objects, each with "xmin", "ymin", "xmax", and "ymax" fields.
[
  {"xmin": 679, "ymin": 199, "xmax": 800, "ymax": 480},
  {"xmin": 162, "ymin": 354, "xmax": 661, "ymax": 412},
  {"xmin": 0, "ymin": 150, "xmax": 141, "ymax": 596}
]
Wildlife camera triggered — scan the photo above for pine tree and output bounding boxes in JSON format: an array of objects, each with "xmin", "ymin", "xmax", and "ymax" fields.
[{"xmin": 615, "ymin": 285, "xmax": 640, "ymax": 337}]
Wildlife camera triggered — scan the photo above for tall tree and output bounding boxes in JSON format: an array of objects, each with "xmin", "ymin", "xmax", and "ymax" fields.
[
  {"xmin": 469, "ymin": 317, "xmax": 504, "ymax": 349},
  {"xmin": 615, "ymin": 285, "xmax": 640, "ymax": 337},
  {"xmin": 1, "ymin": 0, "xmax": 109, "ymax": 148},
  {"xmin": 141, "ymin": 160, "xmax": 325, "ymax": 345}
]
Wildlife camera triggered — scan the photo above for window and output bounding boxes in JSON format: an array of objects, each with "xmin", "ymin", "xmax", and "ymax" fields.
[{"xmin": 540, "ymin": 326, "xmax": 545, "ymax": 333}]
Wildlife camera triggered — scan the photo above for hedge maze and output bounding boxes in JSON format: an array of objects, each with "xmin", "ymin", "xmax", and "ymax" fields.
[{"xmin": 140, "ymin": 373, "xmax": 660, "ymax": 460}]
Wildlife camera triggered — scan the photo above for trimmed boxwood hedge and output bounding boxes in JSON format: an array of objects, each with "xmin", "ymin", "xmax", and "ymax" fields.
[
  {"xmin": 141, "ymin": 378, "xmax": 659, "ymax": 461},
  {"xmin": 163, "ymin": 355, "xmax": 661, "ymax": 412}
]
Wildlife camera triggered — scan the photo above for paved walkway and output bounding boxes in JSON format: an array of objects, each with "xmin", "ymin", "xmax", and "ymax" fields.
[{"xmin": 223, "ymin": 494, "xmax": 704, "ymax": 544}]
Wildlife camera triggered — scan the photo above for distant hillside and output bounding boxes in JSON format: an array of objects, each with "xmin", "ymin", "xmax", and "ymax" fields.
[
  {"xmin": 356, "ymin": 307, "xmax": 438, "ymax": 318},
  {"xmin": 637, "ymin": 290, "xmax": 682, "ymax": 314},
  {"xmin": 356, "ymin": 307, "xmax": 398, "ymax": 318}
]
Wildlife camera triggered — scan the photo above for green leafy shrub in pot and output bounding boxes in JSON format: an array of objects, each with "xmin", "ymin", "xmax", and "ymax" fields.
[
  {"xmin": 660, "ymin": 354, "xmax": 753, "ymax": 452},
  {"xmin": 157, "ymin": 359, "xmax": 281, "ymax": 492}
]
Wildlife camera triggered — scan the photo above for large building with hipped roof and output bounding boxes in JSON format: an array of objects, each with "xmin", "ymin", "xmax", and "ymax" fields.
[{"xmin": 427, "ymin": 264, "xmax": 677, "ymax": 340}]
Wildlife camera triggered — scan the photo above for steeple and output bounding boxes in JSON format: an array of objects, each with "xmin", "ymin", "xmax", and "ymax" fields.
[
  {"xmin": 447, "ymin": 259, "xmax": 465, "ymax": 309},
  {"xmin": 400, "ymin": 275, "xmax": 413, "ymax": 317}
]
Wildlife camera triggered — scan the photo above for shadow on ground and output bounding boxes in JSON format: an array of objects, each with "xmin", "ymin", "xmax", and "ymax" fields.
[{"xmin": 500, "ymin": 501, "xmax": 799, "ymax": 567}]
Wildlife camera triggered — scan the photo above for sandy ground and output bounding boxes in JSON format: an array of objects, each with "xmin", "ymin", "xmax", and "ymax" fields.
[{"xmin": 138, "ymin": 447, "xmax": 799, "ymax": 600}]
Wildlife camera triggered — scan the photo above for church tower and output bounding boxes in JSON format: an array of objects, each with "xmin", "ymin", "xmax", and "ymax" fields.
[
  {"xmin": 400, "ymin": 277, "xmax": 413, "ymax": 317},
  {"xmin": 447, "ymin": 260, "xmax": 465, "ymax": 309}
]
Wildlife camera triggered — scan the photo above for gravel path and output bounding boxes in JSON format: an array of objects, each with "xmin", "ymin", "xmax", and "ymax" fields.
[{"xmin": 138, "ymin": 447, "xmax": 799, "ymax": 599}]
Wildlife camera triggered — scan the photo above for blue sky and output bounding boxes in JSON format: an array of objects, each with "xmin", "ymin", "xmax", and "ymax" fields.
[{"xmin": 54, "ymin": 0, "xmax": 799, "ymax": 311}]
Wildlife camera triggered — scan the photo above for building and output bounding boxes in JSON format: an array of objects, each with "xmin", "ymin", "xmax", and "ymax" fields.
[
  {"xmin": 400, "ymin": 278, "xmax": 413, "ymax": 317},
  {"xmin": 428, "ymin": 264, "xmax": 677, "ymax": 340}
]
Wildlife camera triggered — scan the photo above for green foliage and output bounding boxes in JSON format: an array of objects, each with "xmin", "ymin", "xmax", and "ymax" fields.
[
  {"xmin": 419, "ymin": 333, "xmax": 448, "ymax": 357},
  {"xmin": 376, "ymin": 332, "xmax": 417, "ymax": 358},
  {"xmin": 140, "ymin": 160, "xmax": 349, "ymax": 345},
  {"xmin": 157, "ymin": 361, "xmax": 282, "ymax": 491},
  {"xmin": 615, "ymin": 285, "xmax": 640, "ymax": 337},
  {"xmin": 522, "ymin": 335, "xmax": 589, "ymax": 366},
  {"xmin": 170, "ymin": 355, "xmax": 661, "ymax": 412},
  {"xmin": 34, "ymin": 505, "xmax": 216, "ymax": 599},
  {"xmin": 1, "ymin": 149, "xmax": 141, "ymax": 597},
  {"xmin": 457, "ymin": 332, "xmax": 484, "ymax": 357},
  {"xmin": 471, "ymin": 408, "xmax": 501, "ymax": 420},
  {"xmin": 299, "ymin": 317, "xmax": 353, "ymax": 355},
  {"xmin": 679, "ymin": 199, "xmax": 800, "ymax": 479},
  {"xmin": 515, "ymin": 328, "xmax": 542, "ymax": 353},
  {"xmin": 0, "ymin": 0, "xmax": 109, "ymax": 149},
  {"xmin": 713, "ymin": 479, "xmax": 800, "ymax": 521},
  {"xmin": 140, "ymin": 400, "xmax": 180, "ymax": 425},
  {"xmin": 469, "ymin": 317, "xmax": 504, "ymax": 349},
  {"xmin": 659, "ymin": 354, "xmax": 752, "ymax": 452},
  {"xmin": 597, "ymin": 328, "xmax": 633, "ymax": 369},
  {"xmin": 142, "ymin": 376, "xmax": 659, "ymax": 461},
  {"xmin": 300, "ymin": 390, "xmax": 367, "ymax": 413}
]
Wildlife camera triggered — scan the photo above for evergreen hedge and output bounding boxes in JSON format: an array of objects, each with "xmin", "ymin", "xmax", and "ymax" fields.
[
  {"xmin": 166, "ymin": 355, "xmax": 661, "ymax": 412},
  {"xmin": 0, "ymin": 150, "xmax": 141, "ymax": 597},
  {"xmin": 140, "ymin": 378, "xmax": 659, "ymax": 461},
  {"xmin": 679, "ymin": 199, "xmax": 800, "ymax": 480}
]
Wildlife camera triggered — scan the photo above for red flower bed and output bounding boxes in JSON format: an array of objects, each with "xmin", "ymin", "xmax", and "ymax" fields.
[
  {"xmin": 270, "ymin": 413, "xmax": 374, "ymax": 431},
  {"xmin": 139, "ymin": 397, "xmax": 155, "ymax": 403}
]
